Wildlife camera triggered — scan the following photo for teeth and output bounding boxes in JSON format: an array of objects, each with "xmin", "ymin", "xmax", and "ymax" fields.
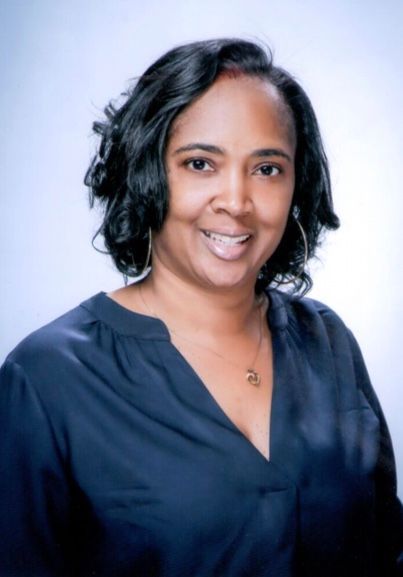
[{"xmin": 205, "ymin": 231, "xmax": 250, "ymax": 246}]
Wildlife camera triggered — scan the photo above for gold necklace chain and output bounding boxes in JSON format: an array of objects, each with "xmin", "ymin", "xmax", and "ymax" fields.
[{"xmin": 138, "ymin": 283, "xmax": 265, "ymax": 386}]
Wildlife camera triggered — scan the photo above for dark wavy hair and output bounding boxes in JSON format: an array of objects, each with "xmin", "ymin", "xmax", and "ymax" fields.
[{"xmin": 85, "ymin": 38, "xmax": 339, "ymax": 294}]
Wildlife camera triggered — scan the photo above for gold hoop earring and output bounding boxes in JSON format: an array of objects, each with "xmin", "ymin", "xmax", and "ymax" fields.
[
  {"xmin": 130, "ymin": 228, "xmax": 152, "ymax": 280},
  {"xmin": 140, "ymin": 227, "xmax": 152, "ymax": 277},
  {"xmin": 295, "ymin": 218, "xmax": 308, "ymax": 272},
  {"xmin": 279, "ymin": 218, "xmax": 308, "ymax": 285}
]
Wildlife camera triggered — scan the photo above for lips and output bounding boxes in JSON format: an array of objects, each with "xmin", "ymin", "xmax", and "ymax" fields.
[{"xmin": 201, "ymin": 229, "xmax": 253, "ymax": 260}]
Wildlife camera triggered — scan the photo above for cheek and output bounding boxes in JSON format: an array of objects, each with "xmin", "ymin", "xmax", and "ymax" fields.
[
  {"xmin": 167, "ymin": 196, "xmax": 202, "ymax": 224},
  {"xmin": 258, "ymin": 194, "xmax": 293, "ymax": 228},
  {"xmin": 167, "ymin": 183, "xmax": 208, "ymax": 224}
]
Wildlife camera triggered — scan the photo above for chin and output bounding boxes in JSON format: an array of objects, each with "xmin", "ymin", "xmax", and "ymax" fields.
[{"xmin": 201, "ymin": 269, "xmax": 257, "ymax": 291}]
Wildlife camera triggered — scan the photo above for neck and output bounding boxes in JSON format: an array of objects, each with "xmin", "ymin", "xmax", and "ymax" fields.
[{"xmin": 142, "ymin": 266, "xmax": 262, "ymax": 337}]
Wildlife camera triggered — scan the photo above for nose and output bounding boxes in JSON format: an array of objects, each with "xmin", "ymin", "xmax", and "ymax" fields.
[{"xmin": 211, "ymin": 168, "xmax": 252, "ymax": 217}]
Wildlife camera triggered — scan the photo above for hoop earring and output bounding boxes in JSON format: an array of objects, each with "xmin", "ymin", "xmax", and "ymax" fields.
[
  {"xmin": 279, "ymin": 218, "xmax": 308, "ymax": 285},
  {"xmin": 140, "ymin": 227, "xmax": 152, "ymax": 277},
  {"xmin": 295, "ymin": 218, "xmax": 308, "ymax": 272}
]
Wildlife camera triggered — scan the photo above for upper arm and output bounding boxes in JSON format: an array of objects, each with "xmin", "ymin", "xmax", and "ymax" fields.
[
  {"xmin": 316, "ymin": 306, "xmax": 403, "ymax": 572},
  {"xmin": 0, "ymin": 359, "xmax": 74, "ymax": 576}
]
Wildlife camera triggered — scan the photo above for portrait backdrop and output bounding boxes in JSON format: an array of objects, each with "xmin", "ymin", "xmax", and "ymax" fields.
[{"xmin": 1, "ymin": 0, "xmax": 402, "ymax": 495}]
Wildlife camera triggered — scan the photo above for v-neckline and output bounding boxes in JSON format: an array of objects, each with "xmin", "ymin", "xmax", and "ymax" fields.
[
  {"xmin": 163, "ymin": 305, "xmax": 278, "ymax": 466},
  {"xmin": 89, "ymin": 290, "xmax": 289, "ymax": 467}
]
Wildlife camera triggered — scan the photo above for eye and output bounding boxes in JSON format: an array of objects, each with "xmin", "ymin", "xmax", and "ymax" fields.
[
  {"xmin": 185, "ymin": 158, "xmax": 214, "ymax": 172},
  {"xmin": 254, "ymin": 164, "xmax": 281, "ymax": 177}
]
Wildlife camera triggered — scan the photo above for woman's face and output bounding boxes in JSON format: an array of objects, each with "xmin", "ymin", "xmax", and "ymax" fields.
[{"xmin": 153, "ymin": 74, "xmax": 296, "ymax": 292}]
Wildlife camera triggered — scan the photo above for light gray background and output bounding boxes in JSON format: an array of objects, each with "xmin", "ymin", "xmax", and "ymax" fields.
[{"xmin": 1, "ymin": 0, "xmax": 402, "ymax": 496}]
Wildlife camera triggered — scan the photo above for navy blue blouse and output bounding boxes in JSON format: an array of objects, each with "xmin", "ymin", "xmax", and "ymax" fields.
[{"xmin": 0, "ymin": 290, "xmax": 402, "ymax": 576}]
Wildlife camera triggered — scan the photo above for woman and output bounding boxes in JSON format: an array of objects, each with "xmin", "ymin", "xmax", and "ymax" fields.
[{"xmin": 0, "ymin": 39, "xmax": 401, "ymax": 577}]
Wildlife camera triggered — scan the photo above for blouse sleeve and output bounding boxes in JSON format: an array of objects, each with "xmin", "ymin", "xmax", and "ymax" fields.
[
  {"xmin": 347, "ymin": 330, "xmax": 403, "ymax": 574},
  {"xmin": 0, "ymin": 359, "xmax": 74, "ymax": 577}
]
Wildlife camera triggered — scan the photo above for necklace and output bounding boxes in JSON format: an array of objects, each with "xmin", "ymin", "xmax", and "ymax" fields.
[{"xmin": 138, "ymin": 284, "xmax": 265, "ymax": 386}]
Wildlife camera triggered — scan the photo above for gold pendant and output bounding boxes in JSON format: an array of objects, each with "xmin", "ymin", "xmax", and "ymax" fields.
[{"xmin": 246, "ymin": 369, "xmax": 261, "ymax": 386}]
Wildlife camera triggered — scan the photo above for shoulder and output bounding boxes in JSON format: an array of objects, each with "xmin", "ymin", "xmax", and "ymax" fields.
[
  {"xmin": 268, "ymin": 289, "xmax": 366, "ymax": 381},
  {"xmin": 1, "ymin": 293, "xmax": 129, "ymax": 402},
  {"xmin": 267, "ymin": 288, "xmax": 351, "ymax": 341},
  {"xmin": 5, "ymin": 294, "xmax": 104, "ymax": 371},
  {"xmin": 268, "ymin": 288, "xmax": 379, "ymax": 409},
  {"xmin": 0, "ymin": 293, "xmax": 121, "ymax": 428},
  {"xmin": 1, "ymin": 291, "xmax": 164, "ymax": 404}
]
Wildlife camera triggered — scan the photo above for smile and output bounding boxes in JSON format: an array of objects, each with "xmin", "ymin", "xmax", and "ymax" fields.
[{"xmin": 203, "ymin": 231, "xmax": 251, "ymax": 246}]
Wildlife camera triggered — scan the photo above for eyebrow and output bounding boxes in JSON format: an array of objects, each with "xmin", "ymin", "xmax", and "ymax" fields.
[
  {"xmin": 173, "ymin": 143, "xmax": 224, "ymax": 156},
  {"xmin": 172, "ymin": 142, "xmax": 292, "ymax": 162}
]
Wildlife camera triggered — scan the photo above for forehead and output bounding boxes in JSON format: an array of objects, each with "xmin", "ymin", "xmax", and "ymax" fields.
[{"xmin": 168, "ymin": 74, "xmax": 296, "ymax": 151}]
